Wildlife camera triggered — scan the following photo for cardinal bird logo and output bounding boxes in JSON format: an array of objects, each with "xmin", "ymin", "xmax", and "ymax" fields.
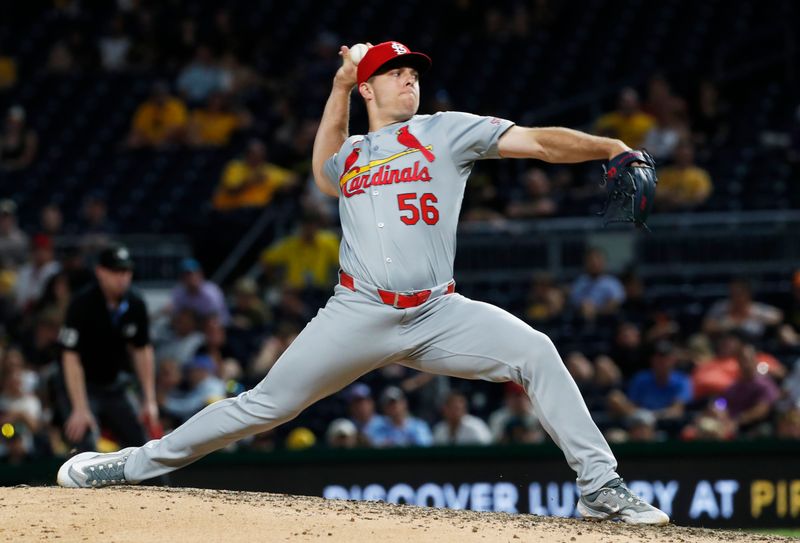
[
  {"xmin": 396, "ymin": 126, "xmax": 435, "ymax": 163},
  {"xmin": 340, "ymin": 146, "xmax": 362, "ymax": 181}
]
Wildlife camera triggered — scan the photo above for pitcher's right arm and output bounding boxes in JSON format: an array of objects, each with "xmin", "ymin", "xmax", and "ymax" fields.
[{"xmin": 312, "ymin": 45, "xmax": 360, "ymax": 197}]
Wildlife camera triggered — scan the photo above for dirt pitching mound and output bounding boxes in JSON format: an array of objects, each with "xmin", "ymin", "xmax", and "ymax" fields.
[{"xmin": 0, "ymin": 486, "xmax": 792, "ymax": 543}]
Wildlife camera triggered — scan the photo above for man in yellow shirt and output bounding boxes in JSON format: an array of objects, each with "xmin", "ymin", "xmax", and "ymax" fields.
[
  {"xmin": 213, "ymin": 139, "xmax": 296, "ymax": 210},
  {"xmin": 187, "ymin": 92, "xmax": 252, "ymax": 147},
  {"xmin": 260, "ymin": 211, "xmax": 339, "ymax": 290},
  {"xmin": 594, "ymin": 88, "xmax": 656, "ymax": 148},
  {"xmin": 656, "ymin": 141, "xmax": 713, "ymax": 210},
  {"xmin": 127, "ymin": 82, "xmax": 188, "ymax": 148}
]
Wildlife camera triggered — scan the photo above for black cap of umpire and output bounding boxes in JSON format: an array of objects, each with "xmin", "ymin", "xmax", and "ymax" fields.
[{"xmin": 97, "ymin": 244, "xmax": 134, "ymax": 271}]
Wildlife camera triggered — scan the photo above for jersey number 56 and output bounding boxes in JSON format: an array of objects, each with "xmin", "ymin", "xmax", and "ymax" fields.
[{"xmin": 397, "ymin": 193, "xmax": 439, "ymax": 225}]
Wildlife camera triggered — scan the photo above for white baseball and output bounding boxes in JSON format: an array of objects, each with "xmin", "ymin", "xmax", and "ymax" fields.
[{"xmin": 349, "ymin": 43, "xmax": 369, "ymax": 65}]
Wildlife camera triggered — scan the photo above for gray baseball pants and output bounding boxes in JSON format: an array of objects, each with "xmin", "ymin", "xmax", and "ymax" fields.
[{"xmin": 125, "ymin": 282, "xmax": 619, "ymax": 493}]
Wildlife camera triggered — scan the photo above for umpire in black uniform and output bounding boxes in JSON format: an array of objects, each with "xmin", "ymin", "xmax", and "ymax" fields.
[{"xmin": 58, "ymin": 244, "xmax": 158, "ymax": 451}]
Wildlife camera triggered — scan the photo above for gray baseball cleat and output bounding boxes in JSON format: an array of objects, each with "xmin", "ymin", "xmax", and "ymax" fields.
[
  {"xmin": 57, "ymin": 447, "xmax": 136, "ymax": 488},
  {"xmin": 577, "ymin": 478, "xmax": 670, "ymax": 525}
]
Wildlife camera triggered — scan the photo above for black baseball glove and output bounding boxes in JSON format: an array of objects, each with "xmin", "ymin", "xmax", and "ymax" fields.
[{"xmin": 598, "ymin": 149, "xmax": 657, "ymax": 230}]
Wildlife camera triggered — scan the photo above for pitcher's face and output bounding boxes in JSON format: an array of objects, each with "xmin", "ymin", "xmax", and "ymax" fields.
[{"xmin": 362, "ymin": 66, "xmax": 420, "ymax": 121}]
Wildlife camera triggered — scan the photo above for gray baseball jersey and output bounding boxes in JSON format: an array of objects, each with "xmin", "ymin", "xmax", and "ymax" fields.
[
  {"xmin": 122, "ymin": 111, "xmax": 619, "ymax": 497},
  {"xmin": 323, "ymin": 112, "xmax": 513, "ymax": 291}
]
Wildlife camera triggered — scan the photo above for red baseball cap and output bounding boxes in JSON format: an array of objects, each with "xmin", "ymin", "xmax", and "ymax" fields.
[{"xmin": 357, "ymin": 41, "xmax": 431, "ymax": 86}]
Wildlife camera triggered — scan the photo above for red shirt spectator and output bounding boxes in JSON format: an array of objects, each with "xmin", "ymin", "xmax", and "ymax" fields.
[{"xmin": 692, "ymin": 331, "xmax": 783, "ymax": 399}]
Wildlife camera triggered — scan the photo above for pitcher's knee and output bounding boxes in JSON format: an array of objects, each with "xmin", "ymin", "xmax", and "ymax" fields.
[
  {"xmin": 515, "ymin": 330, "xmax": 566, "ymax": 382},
  {"xmin": 235, "ymin": 389, "xmax": 302, "ymax": 427}
]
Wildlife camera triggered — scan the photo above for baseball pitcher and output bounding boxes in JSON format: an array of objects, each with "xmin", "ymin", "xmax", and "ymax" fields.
[{"xmin": 58, "ymin": 41, "xmax": 665, "ymax": 525}]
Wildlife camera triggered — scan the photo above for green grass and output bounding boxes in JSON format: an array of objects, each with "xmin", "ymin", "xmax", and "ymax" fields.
[{"xmin": 752, "ymin": 529, "xmax": 800, "ymax": 538}]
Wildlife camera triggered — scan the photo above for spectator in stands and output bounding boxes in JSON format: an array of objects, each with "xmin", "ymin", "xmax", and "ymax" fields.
[
  {"xmin": 213, "ymin": 139, "xmax": 296, "ymax": 211},
  {"xmin": 488, "ymin": 382, "xmax": 542, "ymax": 443},
  {"xmin": 655, "ymin": 140, "xmax": 713, "ymax": 210},
  {"xmin": 594, "ymin": 87, "xmax": 656, "ymax": 148},
  {"xmin": 365, "ymin": 386, "xmax": 433, "ymax": 448},
  {"xmin": 197, "ymin": 316, "xmax": 239, "ymax": 371},
  {"xmin": 229, "ymin": 277, "xmax": 270, "ymax": 331},
  {"xmin": 344, "ymin": 382, "xmax": 383, "ymax": 446},
  {"xmin": 33, "ymin": 271, "xmax": 71, "ymax": 326},
  {"xmin": 170, "ymin": 258, "xmax": 230, "ymax": 324},
  {"xmin": 0, "ymin": 199, "xmax": 28, "ymax": 268},
  {"xmin": 14, "ymin": 234, "xmax": 60, "ymax": 313},
  {"xmin": 23, "ymin": 306, "xmax": 63, "ymax": 370},
  {"xmin": 505, "ymin": 168, "xmax": 557, "ymax": 218},
  {"xmin": 1, "ymin": 105, "xmax": 38, "ymax": 171},
  {"xmin": 720, "ymin": 343, "xmax": 780, "ymax": 434},
  {"xmin": 176, "ymin": 45, "xmax": 224, "ymax": 105},
  {"xmin": 499, "ymin": 413, "xmax": 545, "ymax": 444},
  {"xmin": 690, "ymin": 334, "xmax": 740, "ymax": 402},
  {"xmin": 607, "ymin": 322, "xmax": 646, "ymax": 379},
  {"xmin": 626, "ymin": 409, "xmax": 660, "ymax": 442},
  {"xmin": 608, "ymin": 341, "xmax": 692, "ymax": 428},
  {"xmin": 569, "ymin": 247, "xmax": 625, "ymax": 319},
  {"xmin": 432, "ymin": 391, "xmax": 492, "ymax": 446},
  {"xmin": 219, "ymin": 52, "xmax": 262, "ymax": 99},
  {"xmin": 0, "ymin": 360, "xmax": 42, "ymax": 462},
  {"xmin": 1, "ymin": 348, "xmax": 37, "ymax": 398},
  {"xmin": 260, "ymin": 210, "xmax": 339, "ymax": 292},
  {"xmin": 641, "ymin": 75, "xmax": 689, "ymax": 161},
  {"xmin": 39, "ymin": 204, "xmax": 64, "ymax": 238},
  {"xmin": 326, "ymin": 418, "xmax": 358, "ymax": 449},
  {"xmin": 162, "ymin": 354, "xmax": 226, "ymax": 424},
  {"xmin": 692, "ymin": 330, "xmax": 784, "ymax": 400},
  {"xmin": 127, "ymin": 81, "xmax": 188, "ymax": 148},
  {"xmin": 249, "ymin": 322, "xmax": 301, "ymax": 379},
  {"xmin": 681, "ymin": 400, "xmax": 737, "ymax": 441},
  {"xmin": 524, "ymin": 272, "xmax": 565, "ymax": 324},
  {"xmin": 187, "ymin": 92, "xmax": 251, "ymax": 147},
  {"xmin": 641, "ymin": 108, "xmax": 690, "ymax": 162},
  {"xmin": 461, "ymin": 173, "xmax": 506, "ymax": 223},
  {"xmin": 567, "ymin": 351, "xmax": 622, "ymax": 414},
  {"xmin": 79, "ymin": 194, "xmax": 117, "ymax": 237},
  {"xmin": 98, "ymin": 16, "xmax": 131, "ymax": 72},
  {"xmin": 703, "ymin": 278, "xmax": 783, "ymax": 340},
  {"xmin": 642, "ymin": 74, "xmax": 687, "ymax": 125},
  {"xmin": 154, "ymin": 309, "xmax": 204, "ymax": 366}
]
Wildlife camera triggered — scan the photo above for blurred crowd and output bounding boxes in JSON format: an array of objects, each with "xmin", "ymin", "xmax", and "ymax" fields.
[
  {"xmin": 1, "ymin": 204, "xmax": 799, "ymax": 462},
  {"xmin": 3, "ymin": 1, "xmax": 797, "ymax": 226},
  {"xmin": 0, "ymin": 1, "xmax": 799, "ymax": 463}
]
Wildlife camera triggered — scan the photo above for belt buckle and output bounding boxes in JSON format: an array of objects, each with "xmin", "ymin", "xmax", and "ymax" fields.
[{"xmin": 394, "ymin": 290, "xmax": 418, "ymax": 308}]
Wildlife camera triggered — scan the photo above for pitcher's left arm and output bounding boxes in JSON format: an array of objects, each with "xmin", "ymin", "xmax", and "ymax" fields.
[{"xmin": 498, "ymin": 126, "xmax": 629, "ymax": 162}]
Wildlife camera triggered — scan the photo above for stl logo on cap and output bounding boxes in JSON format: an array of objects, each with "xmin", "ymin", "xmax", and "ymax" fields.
[{"xmin": 391, "ymin": 42, "xmax": 408, "ymax": 55}]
